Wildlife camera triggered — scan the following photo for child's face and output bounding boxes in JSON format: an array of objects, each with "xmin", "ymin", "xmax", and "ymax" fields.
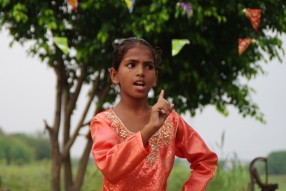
[{"xmin": 111, "ymin": 44, "xmax": 158, "ymax": 99}]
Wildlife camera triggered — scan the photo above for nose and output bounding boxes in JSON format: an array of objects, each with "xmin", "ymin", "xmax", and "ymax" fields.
[{"xmin": 136, "ymin": 65, "xmax": 145, "ymax": 77}]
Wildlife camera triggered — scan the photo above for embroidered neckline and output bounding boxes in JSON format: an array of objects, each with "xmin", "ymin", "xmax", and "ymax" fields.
[
  {"xmin": 104, "ymin": 108, "xmax": 174, "ymax": 166},
  {"xmin": 109, "ymin": 108, "xmax": 162, "ymax": 136}
]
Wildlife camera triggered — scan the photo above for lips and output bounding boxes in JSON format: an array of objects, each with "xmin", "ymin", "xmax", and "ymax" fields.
[
  {"xmin": 134, "ymin": 81, "xmax": 145, "ymax": 91},
  {"xmin": 134, "ymin": 81, "xmax": 145, "ymax": 86}
]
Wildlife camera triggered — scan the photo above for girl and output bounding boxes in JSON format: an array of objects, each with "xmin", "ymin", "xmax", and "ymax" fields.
[{"xmin": 90, "ymin": 37, "xmax": 218, "ymax": 191}]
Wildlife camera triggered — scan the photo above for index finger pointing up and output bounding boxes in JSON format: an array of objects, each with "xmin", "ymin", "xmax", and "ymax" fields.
[{"xmin": 159, "ymin": 89, "xmax": 165, "ymax": 99}]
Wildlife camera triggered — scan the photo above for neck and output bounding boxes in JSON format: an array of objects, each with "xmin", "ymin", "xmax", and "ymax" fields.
[{"xmin": 115, "ymin": 96, "xmax": 150, "ymax": 113}]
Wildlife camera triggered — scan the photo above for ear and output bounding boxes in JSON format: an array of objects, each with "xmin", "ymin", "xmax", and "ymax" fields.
[
  {"xmin": 153, "ymin": 71, "xmax": 158, "ymax": 87},
  {"xmin": 110, "ymin": 68, "xmax": 119, "ymax": 84}
]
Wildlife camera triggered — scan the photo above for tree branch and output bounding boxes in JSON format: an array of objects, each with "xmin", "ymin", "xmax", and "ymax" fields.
[
  {"xmin": 71, "ymin": 137, "xmax": 93, "ymax": 191},
  {"xmin": 44, "ymin": 119, "xmax": 52, "ymax": 134},
  {"xmin": 66, "ymin": 66, "xmax": 86, "ymax": 117},
  {"xmin": 61, "ymin": 71, "xmax": 102, "ymax": 159},
  {"xmin": 53, "ymin": 60, "xmax": 67, "ymax": 134}
]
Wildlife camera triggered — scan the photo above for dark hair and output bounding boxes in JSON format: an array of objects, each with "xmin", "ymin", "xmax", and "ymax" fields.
[{"xmin": 112, "ymin": 37, "xmax": 162, "ymax": 73}]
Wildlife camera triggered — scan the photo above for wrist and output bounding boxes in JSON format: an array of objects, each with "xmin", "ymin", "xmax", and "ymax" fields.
[{"xmin": 140, "ymin": 124, "xmax": 156, "ymax": 145}]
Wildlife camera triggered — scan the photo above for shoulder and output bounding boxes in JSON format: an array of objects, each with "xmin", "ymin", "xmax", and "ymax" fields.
[
  {"xmin": 165, "ymin": 110, "xmax": 180, "ymax": 128},
  {"xmin": 168, "ymin": 110, "xmax": 179, "ymax": 119},
  {"xmin": 91, "ymin": 108, "xmax": 114, "ymax": 126},
  {"xmin": 168, "ymin": 110, "xmax": 196, "ymax": 133}
]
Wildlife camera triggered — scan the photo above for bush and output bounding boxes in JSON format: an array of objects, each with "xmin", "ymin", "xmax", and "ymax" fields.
[
  {"xmin": 0, "ymin": 129, "xmax": 50, "ymax": 163},
  {"xmin": 9, "ymin": 138, "xmax": 34, "ymax": 164},
  {"xmin": 268, "ymin": 150, "xmax": 286, "ymax": 175}
]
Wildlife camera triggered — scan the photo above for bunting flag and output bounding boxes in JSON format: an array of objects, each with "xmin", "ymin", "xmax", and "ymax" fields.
[
  {"xmin": 172, "ymin": 39, "xmax": 190, "ymax": 56},
  {"xmin": 238, "ymin": 38, "xmax": 254, "ymax": 56},
  {"xmin": 125, "ymin": 0, "xmax": 135, "ymax": 13},
  {"xmin": 114, "ymin": 38, "xmax": 126, "ymax": 45},
  {"xmin": 177, "ymin": 2, "xmax": 193, "ymax": 19},
  {"xmin": 243, "ymin": 8, "xmax": 261, "ymax": 32},
  {"xmin": 54, "ymin": 37, "xmax": 69, "ymax": 55},
  {"xmin": 68, "ymin": 0, "xmax": 78, "ymax": 12},
  {"xmin": 113, "ymin": 38, "xmax": 126, "ymax": 48}
]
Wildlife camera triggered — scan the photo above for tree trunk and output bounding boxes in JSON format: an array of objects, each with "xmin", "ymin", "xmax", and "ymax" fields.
[
  {"xmin": 63, "ymin": 117, "xmax": 73, "ymax": 191},
  {"xmin": 48, "ymin": 60, "xmax": 67, "ymax": 191},
  {"xmin": 50, "ymin": 132, "xmax": 61, "ymax": 191},
  {"xmin": 48, "ymin": 65, "xmax": 110, "ymax": 191},
  {"xmin": 71, "ymin": 137, "xmax": 93, "ymax": 191},
  {"xmin": 62, "ymin": 68, "xmax": 86, "ymax": 190}
]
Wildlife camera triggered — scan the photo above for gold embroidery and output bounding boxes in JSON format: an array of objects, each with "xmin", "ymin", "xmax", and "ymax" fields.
[
  {"xmin": 104, "ymin": 111, "xmax": 129, "ymax": 143},
  {"xmin": 147, "ymin": 119, "xmax": 173, "ymax": 166},
  {"xmin": 104, "ymin": 110, "xmax": 174, "ymax": 166}
]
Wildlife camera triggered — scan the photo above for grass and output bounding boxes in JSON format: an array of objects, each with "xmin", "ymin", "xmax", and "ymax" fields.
[
  {"xmin": 0, "ymin": 159, "xmax": 285, "ymax": 191},
  {"xmin": 267, "ymin": 174, "xmax": 286, "ymax": 191},
  {"xmin": 0, "ymin": 159, "xmax": 103, "ymax": 191},
  {"xmin": 0, "ymin": 160, "xmax": 50, "ymax": 191}
]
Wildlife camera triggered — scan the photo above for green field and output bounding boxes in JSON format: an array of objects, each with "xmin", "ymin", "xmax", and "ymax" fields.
[
  {"xmin": 0, "ymin": 160, "xmax": 285, "ymax": 191},
  {"xmin": 268, "ymin": 175, "xmax": 286, "ymax": 191}
]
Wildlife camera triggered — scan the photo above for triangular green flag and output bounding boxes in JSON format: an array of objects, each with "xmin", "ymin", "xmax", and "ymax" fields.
[
  {"xmin": 172, "ymin": 39, "xmax": 190, "ymax": 56},
  {"xmin": 54, "ymin": 37, "xmax": 68, "ymax": 55}
]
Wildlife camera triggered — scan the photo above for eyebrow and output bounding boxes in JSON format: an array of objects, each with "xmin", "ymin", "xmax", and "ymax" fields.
[{"xmin": 124, "ymin": 59, "xmax": 154, "ymax": 64}]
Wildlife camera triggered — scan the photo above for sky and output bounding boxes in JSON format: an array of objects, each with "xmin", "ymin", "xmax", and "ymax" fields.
[{"xmin": 1, "ymin": 29, "xmax": 286, "ymax": 162}]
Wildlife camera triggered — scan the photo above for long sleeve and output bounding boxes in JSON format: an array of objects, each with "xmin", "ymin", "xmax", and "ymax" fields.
[
  {"xmin": 90, "ymin": 115, "xmax": 150, "ymax": 184},
  {"xmin": 175, "ymin": 115, "xmax": 218, "ymax": 191}
]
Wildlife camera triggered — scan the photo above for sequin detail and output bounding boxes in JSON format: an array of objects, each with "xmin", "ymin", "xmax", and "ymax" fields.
[{"xmin": 104, "ymin": 110, "xmax": 173, "ymax": 166}]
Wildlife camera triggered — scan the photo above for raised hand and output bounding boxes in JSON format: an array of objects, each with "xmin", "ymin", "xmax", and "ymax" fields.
[
  {"xmin": 149, "ymin": 89, "xmax": 174, "ymax": 128},
  {"xmin": 141, "ymin": 90, "xmax": 174, "ymax": 144}
]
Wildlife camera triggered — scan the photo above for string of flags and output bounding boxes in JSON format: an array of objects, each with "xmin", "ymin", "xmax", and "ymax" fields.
[
  {"xmin": 238, "ymin": 8, "xmax": 261, "ymax": 56},
  {"xmin": 67, "ymin": 0, "xmax": 135, "ymax": 13},
  {"xmin": 177, "ymin": 2, "xmax": 193, "ymax": 19},
  {"xmin": 238, "ymin": 38, "xmax": 255, "ymax": 56},
  {"xmin": 54, "ymin": 37, "xmax": 69, "ymax": 55},
  {"xmin": 64, "ymin": 1, "xmax": 262, "ymax": 57},
  {"xmin": 68, "ymin": 0, "xmax": 78, "ymax": 12},
  {"xmin": 172, "ymin": 39, "xmax": 190, "ymax": 56},
  {"xmin": 125, "ymin": 0, "xmax": 135, "ymax": 13},
  {"xmin": 243, "ymin": 8, "xmax": 261, "ymax": 32}
]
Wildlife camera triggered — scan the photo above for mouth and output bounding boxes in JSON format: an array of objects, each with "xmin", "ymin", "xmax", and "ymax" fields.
[{"xmin": 134, "ymin": 81, "xmax": 145, "ymax": 87}]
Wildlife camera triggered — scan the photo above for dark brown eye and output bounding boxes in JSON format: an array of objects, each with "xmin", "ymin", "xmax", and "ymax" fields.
[
  {"xmin": 146, "ymin": 65, "xmax": 154, "ymax": 70},
  {"xmin": 127, "ymin": 63, "xmax": 135, "ymax": 68}
]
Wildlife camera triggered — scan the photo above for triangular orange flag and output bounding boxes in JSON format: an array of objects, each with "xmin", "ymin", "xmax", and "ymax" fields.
[
  {"xmin": 68, "ymin": 0, "xmax": 78, "ymax": 12},
  {"xmin": 238, "ymin": 38, "xmax": 254, "ymax": 56},
  {"xmin": 244, "ymin": 8, "xmax": 261, "ymax": 32}
]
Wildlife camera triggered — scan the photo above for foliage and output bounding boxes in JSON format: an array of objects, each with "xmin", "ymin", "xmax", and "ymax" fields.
[
  {"xmin": 206, "ymin": 153, "xmax": 249, "ymax": 191},
  {"xmin": 1, "ymin": 0, "xmax": 286, "ymax": 120},
  {"xmin": 267, "ymin": 150, "xmax": 286, "ymax": 175},
  {"xmin": 0, "ymin": 128, "xmax": 50, "ymax": 163},
  {"xmin": 206, "ymin": 130, "xmax": 249, "ymax": 190},
  {"xmin": 11, "ymin": 131, "xmax": 51, "ymax": 160},
  {"xmin": 167, "ymin": 159, "xmax": 190, "ymax": 191},
  {"xmin": 0, "ymin": 160, "xmax": 51, "ymax": 191},
  {"xmin": 0, "ymin": 133, "xmax": 34, "ymax": 164},
  {"xmin": 1, "ymin": 158, "xmax": 285, "ymax": 191},
  {"xmin": 8, "ymin": 138, "xmax": 35, "ymax": 164},
  {"xmin": 268, "ymin": 174, "xmax": 286, "ymax": 190},
  {"xmin": 0, "ymin": 159, "xmax": 102, "ymax": 191},
  {"xmin": 1, "ymin": 0, "xmax": 286, "ymax": 190}
]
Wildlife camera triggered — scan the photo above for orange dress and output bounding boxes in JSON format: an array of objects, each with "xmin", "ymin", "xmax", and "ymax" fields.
[{"xmin": 90, "ymin": 108, "xmax": 217, "ymax": 191}]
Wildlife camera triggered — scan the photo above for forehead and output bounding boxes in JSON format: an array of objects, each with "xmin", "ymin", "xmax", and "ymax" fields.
[{"xmin": 122, "ymin": 44, "xmax": 154, "ymax": 61}]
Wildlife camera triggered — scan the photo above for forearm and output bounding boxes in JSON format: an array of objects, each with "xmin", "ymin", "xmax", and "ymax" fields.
[
  {"xmin": 182, "ymin": 153, "xmax": 218, "ymax": 191},
  {"xmin": 175, "ymin": 115, "xmax": 218, "ymax": 190},
  {"xmin": 93, "ymin": 132, "xmax": 150, "ymax": 184}
]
